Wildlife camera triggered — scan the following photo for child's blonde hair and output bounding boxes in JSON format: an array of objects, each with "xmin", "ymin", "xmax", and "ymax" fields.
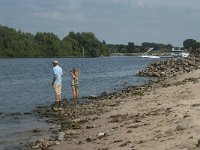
[{"xmin": 72, "ymin": 67, "xmax": 80, "ymax": 77}]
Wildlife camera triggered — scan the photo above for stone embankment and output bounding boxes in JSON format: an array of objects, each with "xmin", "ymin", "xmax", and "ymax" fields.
[{"xmin": 137, "ymin": 55, "xmax": 200, "ymax": 78}]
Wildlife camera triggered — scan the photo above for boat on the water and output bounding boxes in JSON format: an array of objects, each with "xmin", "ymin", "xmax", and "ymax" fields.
[
  {"xmin": 141, "ymin": 55, "xmax": 160, "ymax": 58},
  {"xmin": 139, "ymin": 48, "xmax": 160, "ymax": 59},
  {"xmin": 171, "ymin": 48, "xmax": 189, "ymax": 58}
]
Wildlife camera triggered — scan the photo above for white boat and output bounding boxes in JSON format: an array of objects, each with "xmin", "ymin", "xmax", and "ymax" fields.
[
  {"xmin": 141, "ymin": 55, "xmax": 160, "ymax": 58},
  {"xmin": 139, "ymin": 48, "xmax": 160, "ymax": 59},
  {"xmin": 171, "ymin": 48, "xmax": 189, "ymax": 58}
]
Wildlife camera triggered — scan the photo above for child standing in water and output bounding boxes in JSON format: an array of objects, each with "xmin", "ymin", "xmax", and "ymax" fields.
[{"xmin": 71, "ymin": 67, "xmax": 80, "ymax": 101}]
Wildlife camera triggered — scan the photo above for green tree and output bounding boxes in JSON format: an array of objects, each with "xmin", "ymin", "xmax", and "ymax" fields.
[
  {"xmin": 183, "ymin": 39, "xmax": 200, "ymax": 55},
  {"xmin": 127, "ymin": 42, "xmax": 135, "ymax": 53},
  {"xmin": 183, "ymin": 39, "xmax": 197, "ymax": 49},
  {"xmin": 35, "ymin": 32, "xmax": 61, "ymax": 56}
]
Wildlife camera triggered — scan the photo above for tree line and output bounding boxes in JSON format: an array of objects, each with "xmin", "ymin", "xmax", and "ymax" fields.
[
  {"xmin": 108, "ymin": 39, "xmax": 200, "ymax": 55},
  {"xmin": 0, "ymin": 25, "xmax": 108, "ymax": 57},
  {"xmin": 0, "ymin": 24, "xmax": 199, "ymax": 57},
  {"xmin": 107, "ymin": 42, "xmax": 173, "ymax": 53}
]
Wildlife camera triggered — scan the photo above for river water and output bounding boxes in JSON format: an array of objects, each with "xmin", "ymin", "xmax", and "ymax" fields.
[{"xmin": 0, "ymin": 56, "xmax": 166, "ymax": 149}]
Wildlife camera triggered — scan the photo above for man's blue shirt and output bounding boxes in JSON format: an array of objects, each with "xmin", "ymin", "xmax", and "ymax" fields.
[{"xmin": 53, "ymin": 65, "xmax": 62, "ymax": 85}]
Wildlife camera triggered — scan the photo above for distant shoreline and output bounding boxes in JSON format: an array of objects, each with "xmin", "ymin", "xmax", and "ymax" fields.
[{"xmin": 0, "ymin": 52, "xmax": 173, "ymax": 58}]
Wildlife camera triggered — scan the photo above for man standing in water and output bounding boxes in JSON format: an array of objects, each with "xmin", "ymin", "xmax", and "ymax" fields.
[{"xmin": 52, "ymin": 60, "xmax": 63, "ymax": 111}]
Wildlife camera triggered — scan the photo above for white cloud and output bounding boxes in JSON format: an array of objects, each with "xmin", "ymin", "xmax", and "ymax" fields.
[
  {"xmin": 34, "ymin": 10, "xmax": 86, "ymax": 22},
  {"xmin": 32, "ymin": 0, "xmax": 86, "ymax": 22},
  {"xmin": 138, "ymin": 0, "xmax": 145, "ymax": 8}
]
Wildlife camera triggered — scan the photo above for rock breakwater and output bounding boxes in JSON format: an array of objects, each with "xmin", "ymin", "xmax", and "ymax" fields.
[{"xmin": 137, "ymin": 56, "xmax": 200, "ymax": 78}]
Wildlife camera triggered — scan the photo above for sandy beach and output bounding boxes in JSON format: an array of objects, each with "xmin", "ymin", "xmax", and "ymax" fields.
[{"xmin": 38, "ymin": 68, "xmax": 200, "ymax": 150}]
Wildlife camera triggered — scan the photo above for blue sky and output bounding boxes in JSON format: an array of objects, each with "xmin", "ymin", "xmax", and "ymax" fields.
[{"xmin": 0, "ymin": 0, "xmax": 200, "ymax": 46}]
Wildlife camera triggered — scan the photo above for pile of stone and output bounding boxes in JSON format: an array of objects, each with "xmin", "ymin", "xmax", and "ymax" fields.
[{"xmin": 137, "ymin": 56, "xmax": 200, "ymax": 78}]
